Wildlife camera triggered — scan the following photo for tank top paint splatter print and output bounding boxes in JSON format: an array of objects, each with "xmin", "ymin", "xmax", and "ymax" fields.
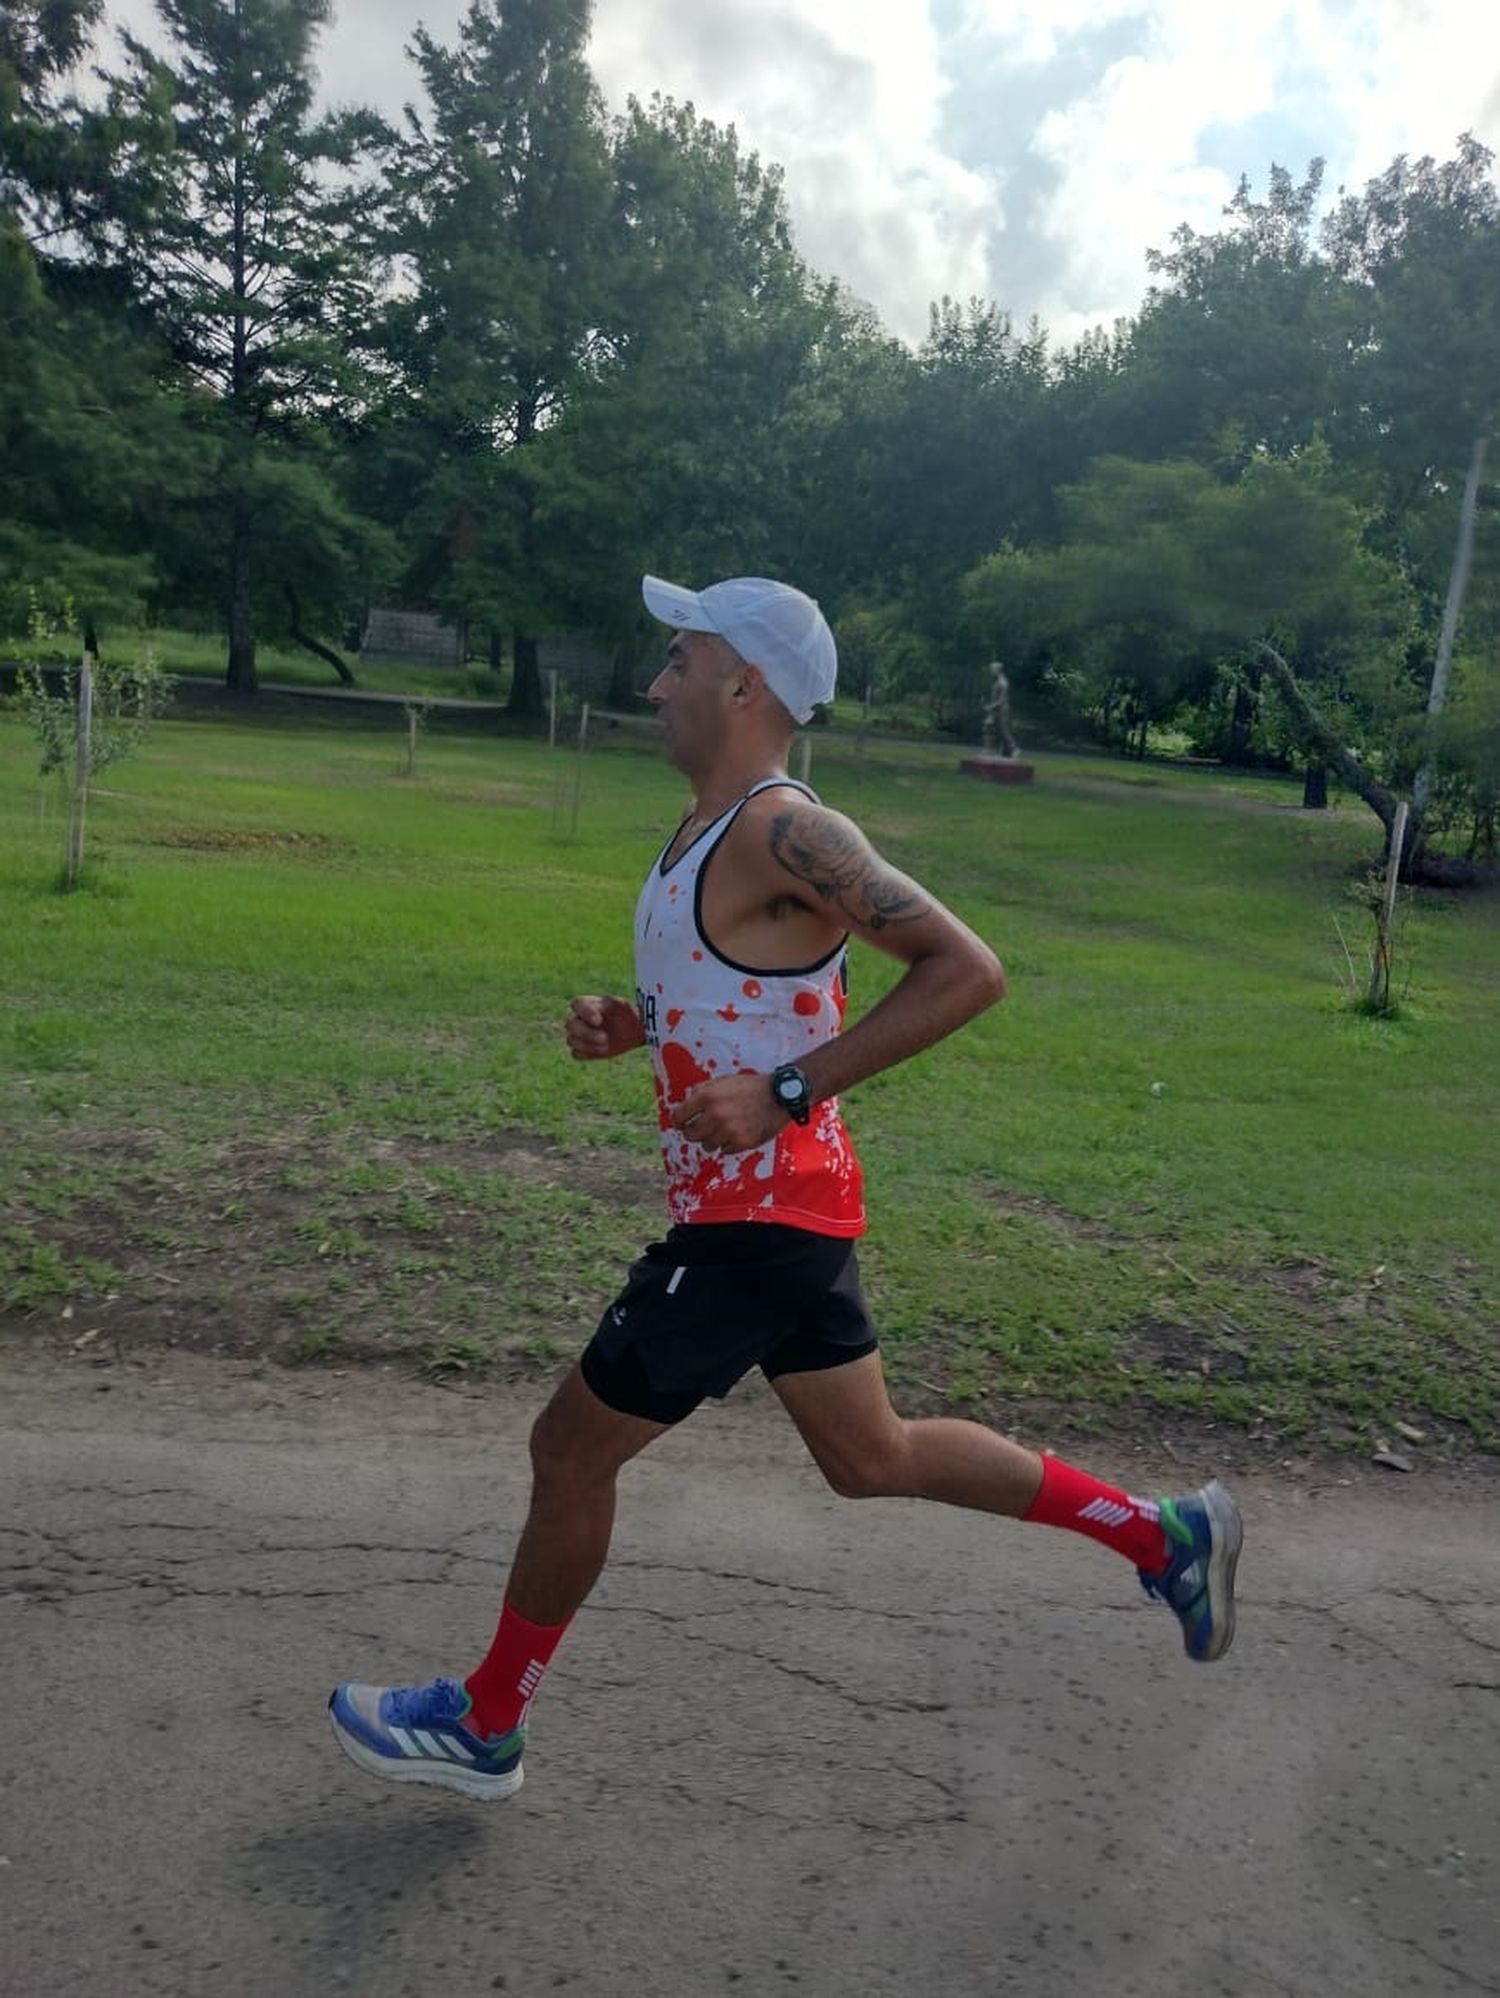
[{"xmin": 634, "ymin": 778, "xmax": 866, "ymax": 1238}]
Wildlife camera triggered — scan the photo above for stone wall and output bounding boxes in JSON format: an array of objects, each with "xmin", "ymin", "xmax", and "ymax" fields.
[{"xmin": 361, "ymin": 609, "xmax": 463, "ymax": 667}]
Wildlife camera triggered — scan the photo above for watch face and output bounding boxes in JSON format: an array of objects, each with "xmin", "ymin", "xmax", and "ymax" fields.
[{"xmin": 776, "ymin": 1075, "xmax": 799, "ymax": 1103}]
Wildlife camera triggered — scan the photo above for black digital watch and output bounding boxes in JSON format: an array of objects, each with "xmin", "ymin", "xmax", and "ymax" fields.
[{"xmin": 770, "ymin": 1063, "xmax": 813, "ymax": 1125}]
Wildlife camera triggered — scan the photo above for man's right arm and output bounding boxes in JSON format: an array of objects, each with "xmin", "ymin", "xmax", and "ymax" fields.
[{"xmin": 566, "ymin": 994, "xmax": 646, "ymax": 1061}]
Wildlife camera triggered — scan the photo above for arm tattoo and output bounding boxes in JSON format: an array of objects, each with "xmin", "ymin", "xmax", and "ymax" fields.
[{"xmin": 768, "ymin": 808, "xmax": 931, "ymax": 930}]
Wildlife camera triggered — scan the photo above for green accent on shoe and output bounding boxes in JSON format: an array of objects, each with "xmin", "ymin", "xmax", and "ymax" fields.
[
  {"xmin": 457, "ymin": 1690, "xmax": 526, "ymax": 1757},
  {"xmin": 1158, "ymin": 1496, "xmax": 1193, "ymax": 1547},
  {"xmin": 473, "ymin": 1724, "xmax": 526, "ymax": 1759}
]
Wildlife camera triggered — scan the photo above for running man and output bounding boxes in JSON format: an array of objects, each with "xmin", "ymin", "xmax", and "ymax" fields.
[{"xmin": 329, "ymin": 575, "xmax": 1242, "ymax": 1801}]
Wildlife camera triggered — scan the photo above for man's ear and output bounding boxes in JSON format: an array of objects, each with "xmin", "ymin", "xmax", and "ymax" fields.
[{"xmin": 733, "ymin": 663, "xmax": 766, "ymax": 705}]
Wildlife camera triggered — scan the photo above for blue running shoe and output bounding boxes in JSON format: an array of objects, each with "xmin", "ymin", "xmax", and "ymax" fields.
[
  {"xmin": 328, "ymin": 1676, "xmax": 525, "ymax": 1801},
  {"xmin": 1139, "ymin": 1480, "xmax": 1242, "ymax": 1663}
]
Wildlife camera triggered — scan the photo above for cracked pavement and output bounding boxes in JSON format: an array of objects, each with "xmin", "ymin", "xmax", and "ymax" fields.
[{"xmin": 3, "ymin": 1351, "xmax": 1499, "ymax": 1998}]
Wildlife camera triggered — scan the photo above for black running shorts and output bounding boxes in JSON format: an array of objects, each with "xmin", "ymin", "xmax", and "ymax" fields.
[{"xmin": 579, "ymin": 1222, "xmax": 878, "ymax": 1426}]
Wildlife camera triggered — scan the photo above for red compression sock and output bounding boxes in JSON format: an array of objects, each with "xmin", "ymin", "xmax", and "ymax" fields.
[
  {"xmin": 464, "ymin": 1599, "xmax": 572, "ymax": 1739},
  {"xmin": 1023, "ymin": 1455, "xmax": 1170, "ymax": 1572}
]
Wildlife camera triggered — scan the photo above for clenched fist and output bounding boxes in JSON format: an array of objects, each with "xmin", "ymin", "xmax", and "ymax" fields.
[{"xmin": 566, "ymin": 994, "xmax": 646, "ymax": 1061}]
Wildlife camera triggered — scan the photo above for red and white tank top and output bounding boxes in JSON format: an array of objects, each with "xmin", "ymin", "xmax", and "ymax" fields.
[{"xmin": 634, "ymin": 778, "xmax": 866, "ymax": 1237}]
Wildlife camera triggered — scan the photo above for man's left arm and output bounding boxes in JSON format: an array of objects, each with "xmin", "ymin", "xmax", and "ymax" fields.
[{"xmin": 671, "ymin": 801, "xmax": 1005, "ymax": 1152}]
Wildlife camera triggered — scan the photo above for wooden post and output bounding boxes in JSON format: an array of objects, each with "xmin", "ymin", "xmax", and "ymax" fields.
[
  {"xmin": 797, "ymin": 734, "xmax": 813, "ymax": 787},
  {"xmin": 406, "ymin": 705, "xmax": 418, "ymax": 777},
  {"xmin": 65, "ymin": 651, "xmax": 95, "ymax": 890}
]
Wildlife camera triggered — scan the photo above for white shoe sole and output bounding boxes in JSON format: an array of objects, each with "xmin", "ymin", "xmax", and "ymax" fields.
[
  {"xmin": 329, "ymin": 1710, "xmax": 525, "ymax": 1802},
  {"xmin": 1197, "ymin": 1479, "xmax": 1243, "ymax": 1663}
]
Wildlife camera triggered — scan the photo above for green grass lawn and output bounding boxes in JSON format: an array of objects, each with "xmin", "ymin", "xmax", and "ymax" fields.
[{"xmin": 3, "ymin": 700, "xmax": 1497, "ymax": 1452}]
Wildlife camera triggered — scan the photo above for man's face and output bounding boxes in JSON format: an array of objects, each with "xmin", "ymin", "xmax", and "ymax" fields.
[{"xmin": 646, "ymin": 630, "xmax": 740, "ymax": 774}]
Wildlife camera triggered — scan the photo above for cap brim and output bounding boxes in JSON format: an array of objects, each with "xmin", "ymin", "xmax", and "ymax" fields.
[{"xmin": 642, "ymin": 575, "xmax": 722, "ymax": 633}]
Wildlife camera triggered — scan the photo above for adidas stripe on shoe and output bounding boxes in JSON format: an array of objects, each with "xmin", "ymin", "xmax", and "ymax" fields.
[{"xmin": 328, "ymin": 1675, "xmax": 525, "ymax": 1801}]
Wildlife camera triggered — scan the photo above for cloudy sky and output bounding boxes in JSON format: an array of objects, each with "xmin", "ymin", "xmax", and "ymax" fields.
[{"xmin": 103, "ymin": 0, "xmax": 1500, "ymax": 345}]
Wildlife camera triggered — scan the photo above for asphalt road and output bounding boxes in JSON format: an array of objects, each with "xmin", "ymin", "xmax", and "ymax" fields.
[{"xmin": 4, "ymin": 1350, "xmax": 1498, "ymax": 1998}]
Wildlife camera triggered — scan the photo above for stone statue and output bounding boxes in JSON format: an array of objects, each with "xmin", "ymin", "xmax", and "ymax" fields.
[{"xmin": 982, "ymin": 660, "xmax": 1019, "ymax": 759}]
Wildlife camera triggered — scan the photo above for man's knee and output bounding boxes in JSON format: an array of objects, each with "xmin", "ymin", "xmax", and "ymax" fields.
[
  {"xmin": 529, "ymin": 1397, "xmax": 602, "ymax": 1486},
  {"xmin": 528, "ymin": 1368, "xmax": 652, "ymax": 1489},
  {"xmin": 814, "ymin": 1430, "xmax": 913, "ymax": 1501}
]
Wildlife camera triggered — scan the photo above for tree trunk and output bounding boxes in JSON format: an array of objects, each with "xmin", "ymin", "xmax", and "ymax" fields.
[
  {"xmin": 606, "ymin": 644, "xmax": 637, "ymax": 709},
  {"xmin": 1468, "ymin": 801, "xmax": 1497, "ymax": 864},
  {"xmin": 1301, "ymin": 762, "xmax": 1328, "ymax": 810},
  {"xmin": 509, "ymin": 631, "xmax": 543, "ymax": 716},
  {"xmin": 225, "ymin": 499, "xmax": 257, "ymax": 696},
  {"xmin": 284, "ymin": 585, "xmax": 356, "ymax": 685},
  {"xmin": 506, "ymin": 392, "xmax": 545, "ymax": 718},
  {"xmin": 489, "ymin": 626, "xmax": 504, "ymax": 674},
  {"xmin": 1226, "ymin": 677, "xmax": 1255, "ymax": 764}
]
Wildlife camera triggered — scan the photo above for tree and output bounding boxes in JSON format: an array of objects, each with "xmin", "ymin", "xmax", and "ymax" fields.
[
  {"xmin": 1109, "ymin": 163, "xmax": 1351, "ymax": 466},
  {"xmin": 0, "ymin": 0, "xmax": 106, "ymax": 229},
  {"xmin": 17, "ymin": 639, "xmax": 174, "ymax": 888},
  {"xmin": 80, "ymin": 0, "xmax": 389, "ymax": 692},
  {"xmin": 1319, "ymin": 139, "xmax": 1500, "ymax": 853},
  {"xmin": 1322, "ymin": 137, "xmax": 1500, "ymax": 516},
  {"xmin": 374, "ymin": 58, "xmax": 846, "ymax": 713},
  {"xmin": 378, "ymin": 0, "xmax": 616, "ymax": 714},
  {"xmin": 600, "ymin": 94, "xmax": 840, "ymax": 586},
  {"xmin": 964, "ymin": 458, "xmax": 1222, "ymax": 755},
  {"xmin": 1430, "ymin": 664, "xmax": 1500, "ymax": 863},
  {"xmin": 964, "ymin": 451, "xmax": 1417, "ymax": 777},
  {"xmin": 535, "ymin": 91, "xmax": 844, "ymax": 684},
  {"xmin": 0, "ymin": 0, "xmax": 185, "ymax": 635}
]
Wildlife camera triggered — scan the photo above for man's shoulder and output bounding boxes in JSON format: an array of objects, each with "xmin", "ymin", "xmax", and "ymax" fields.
[{"xmin": 737, "ymin": 785, "xmax": 857, "ymax": 837}]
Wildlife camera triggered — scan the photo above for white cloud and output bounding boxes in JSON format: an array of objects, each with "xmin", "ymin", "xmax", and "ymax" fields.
[
  {"xmin": 987, "ymin": 0, "xmax": 1500, "ymax": 343},
  {"xmin": 1028, "ymin": 3, "xmax": 1302, "ymax": 341},
  {"xmin": 587, "ymin": 0, "xmax": 997, "ymax": 338},
  {"xmin": 1318, "ymin": 0, "xmax": 1500, "ymax": 182}
]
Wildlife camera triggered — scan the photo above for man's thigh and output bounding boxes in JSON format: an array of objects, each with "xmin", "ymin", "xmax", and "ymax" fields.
[{"xmin": 535, "ymin": 1362, "xmax": 672, "ymax": 1473}]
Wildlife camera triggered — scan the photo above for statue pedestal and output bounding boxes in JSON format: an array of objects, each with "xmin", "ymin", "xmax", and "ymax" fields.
[{"xmin": 960, "ymin": 755, "xmax": 1035, "ymax": 785}]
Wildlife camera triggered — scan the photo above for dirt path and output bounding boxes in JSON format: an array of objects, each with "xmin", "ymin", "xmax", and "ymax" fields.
[{"xmin": 4, "ymin": 1348, "xmax": 1498, "ymax": 1998}]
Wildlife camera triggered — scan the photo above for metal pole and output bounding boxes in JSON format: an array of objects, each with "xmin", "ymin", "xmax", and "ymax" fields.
[
  {"xmin": 1414, "ymin": 436, "xmax": 1487, "ymax": 818},
  {"xmin": 797, "ymin": 735, "xmax": 813, "ymax": 787},
  {"xmin": 548, "ymin": 670, "xmax": 560, "ymax": 750}
]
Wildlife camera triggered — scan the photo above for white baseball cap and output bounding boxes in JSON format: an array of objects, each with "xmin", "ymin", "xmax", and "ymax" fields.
[{"xmin": 642, "ymin": 574, "xmax": 837, "ymax": 724}]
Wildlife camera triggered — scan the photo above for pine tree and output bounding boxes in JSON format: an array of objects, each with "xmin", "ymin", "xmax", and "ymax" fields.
[{"xmin": 82, "ymin": 0, "xmax": 388, "ymax": 691}]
